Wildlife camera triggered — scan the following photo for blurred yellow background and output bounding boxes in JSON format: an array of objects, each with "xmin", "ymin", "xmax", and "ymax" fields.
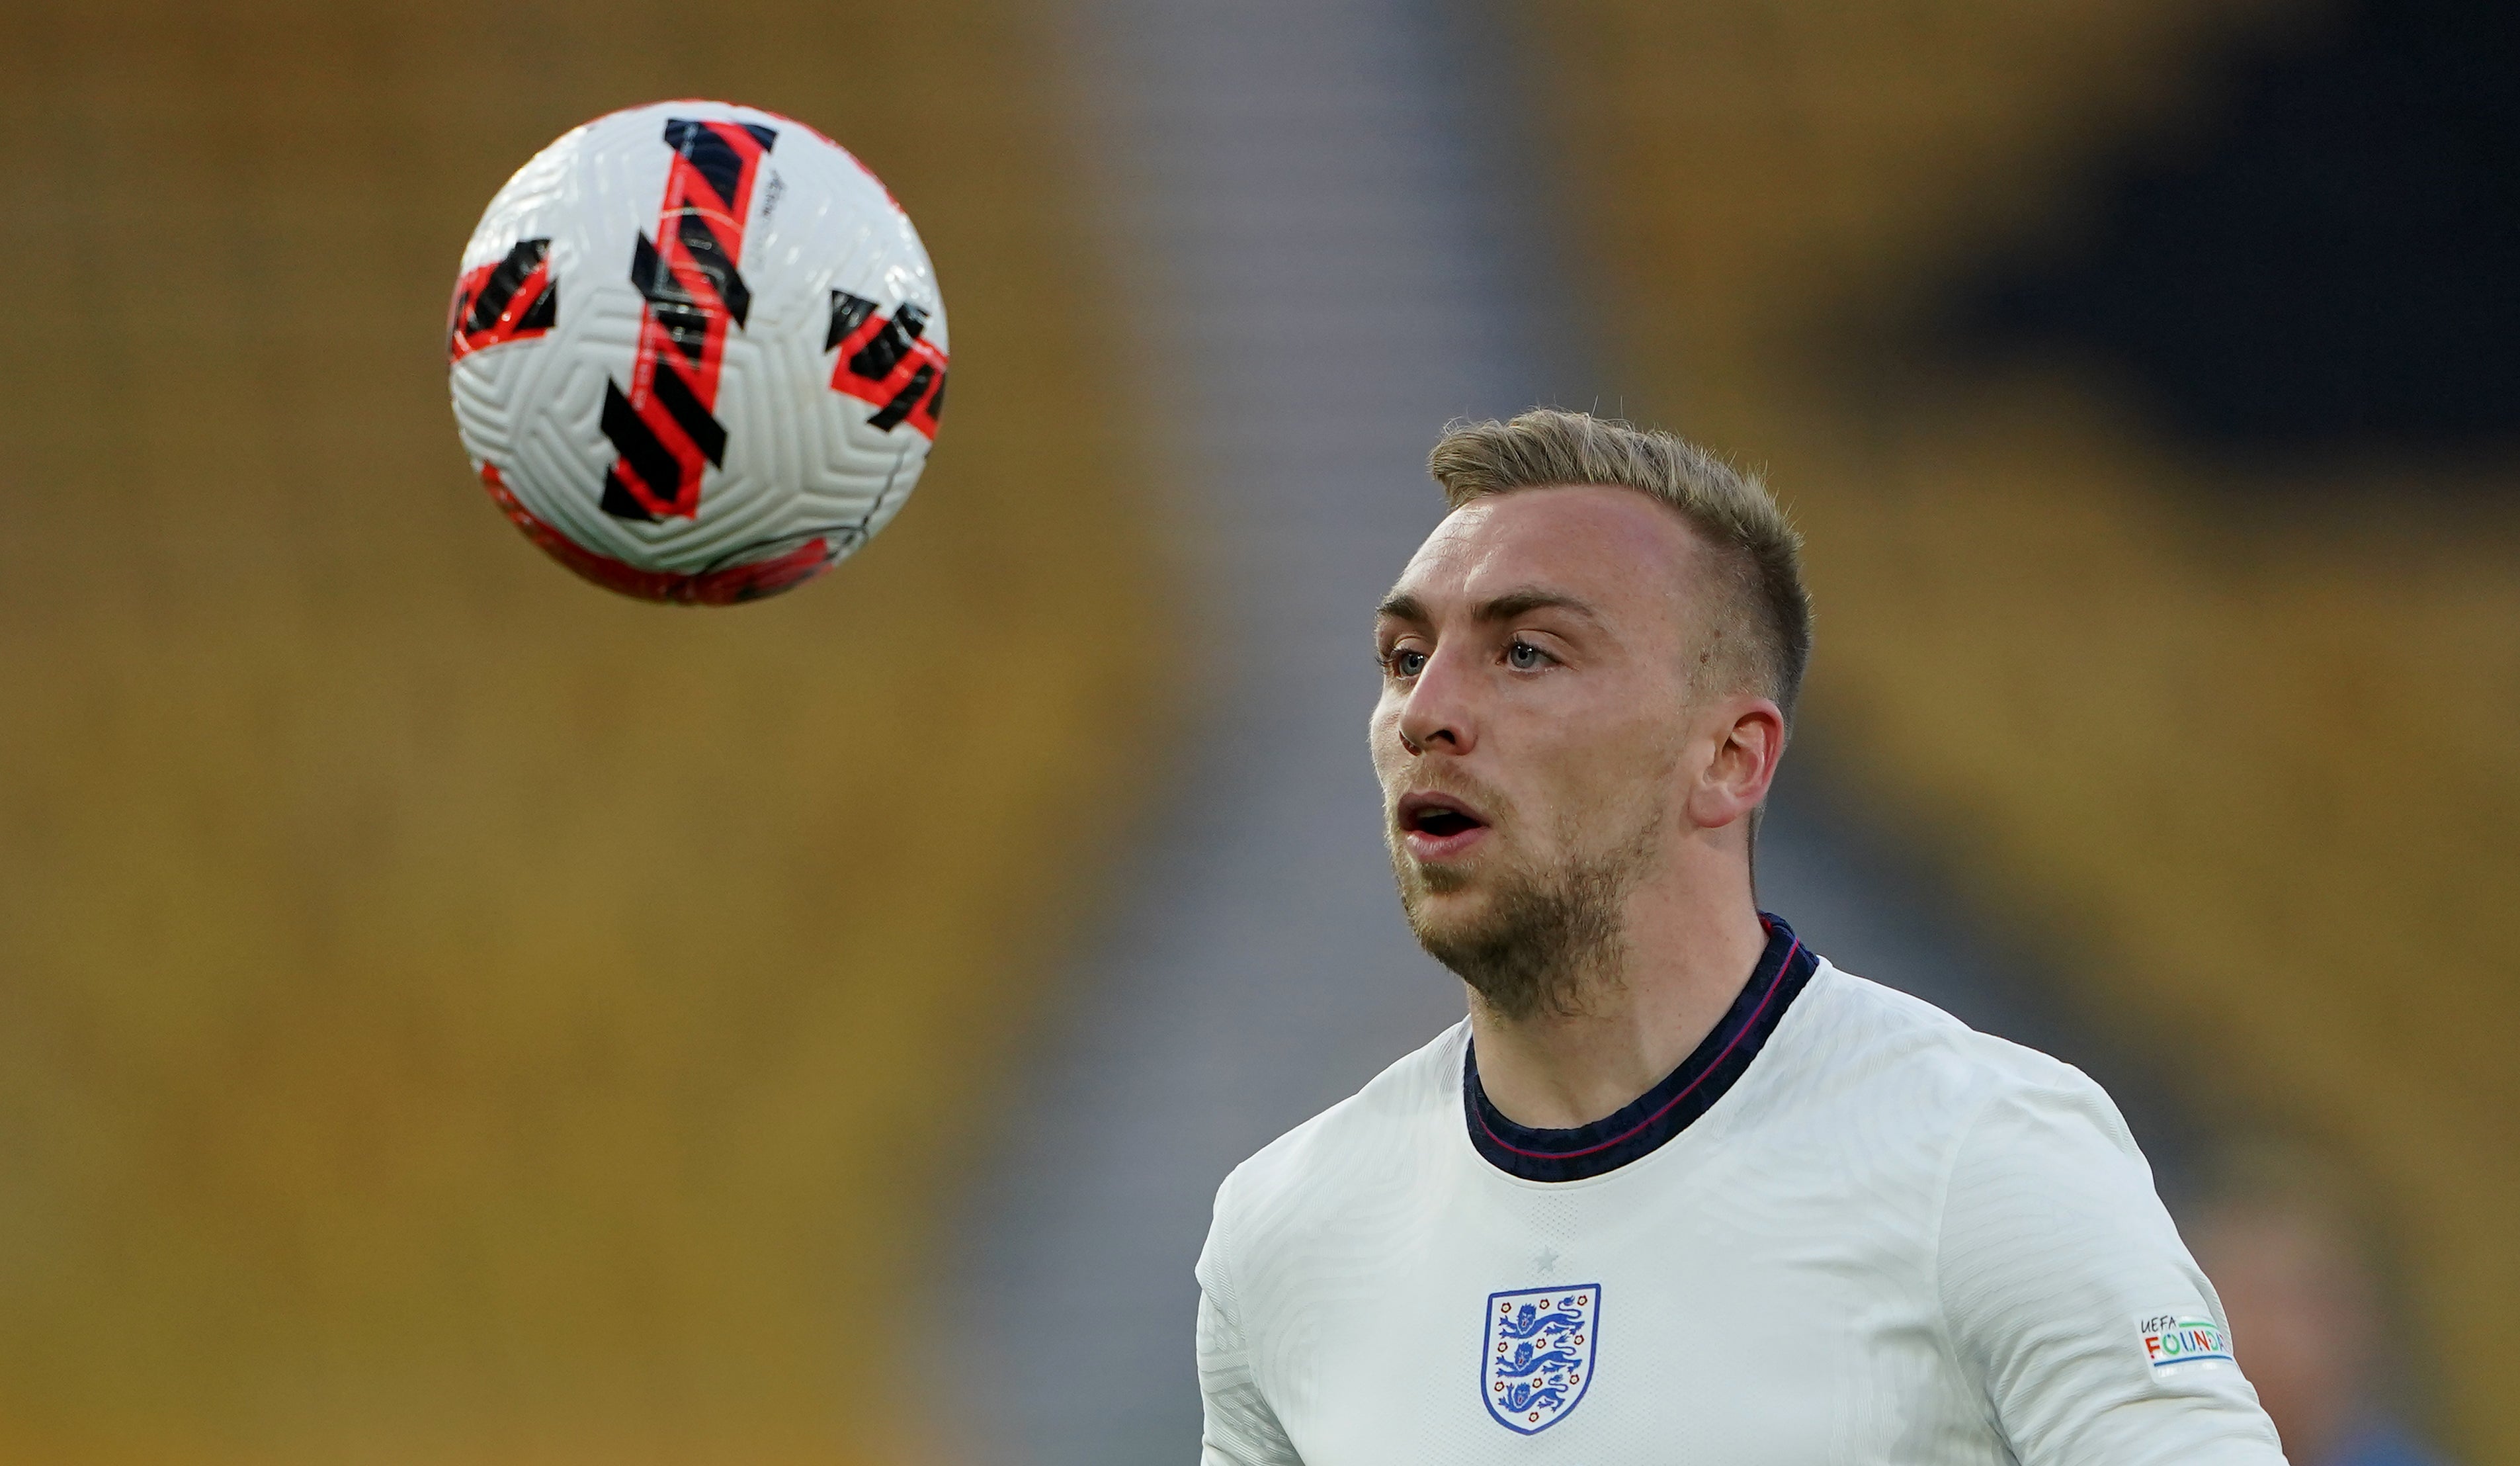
[
  {"xmin": 1, "ymin": 0, "xmax": 2513, "ymax": 1463},
  {"xmin": 0, "ymin": 2, "xmax": 1165, "ymax": 1460}
]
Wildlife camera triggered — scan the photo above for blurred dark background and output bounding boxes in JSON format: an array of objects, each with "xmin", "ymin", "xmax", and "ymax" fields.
[{"xmin": 1954, "ymin": 0, "xmax": 2520, "ymax": 454}]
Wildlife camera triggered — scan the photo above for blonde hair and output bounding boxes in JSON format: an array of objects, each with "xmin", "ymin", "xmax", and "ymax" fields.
[{"xmin": 1427, "ymin": 409, "xmax": 1812, "ymax": 721}]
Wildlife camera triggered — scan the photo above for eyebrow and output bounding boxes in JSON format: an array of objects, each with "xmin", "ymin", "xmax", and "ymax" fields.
[{"xmin": 1373, "ymin": 587, "xmax": 1602, "ymax": 625}]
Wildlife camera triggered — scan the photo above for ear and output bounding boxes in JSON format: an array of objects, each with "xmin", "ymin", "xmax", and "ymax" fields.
[{"xmin": 1684, "ymin": 696, "xmax": 1786, "ymax": 831}]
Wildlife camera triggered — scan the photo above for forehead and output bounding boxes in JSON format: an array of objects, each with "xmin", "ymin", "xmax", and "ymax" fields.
[{"xmin": 1390, "ymin": 485, "xmax": 1708, "ymax": 613}]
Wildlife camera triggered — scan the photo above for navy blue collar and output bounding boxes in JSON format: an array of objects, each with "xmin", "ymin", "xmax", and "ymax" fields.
[{"xmin": 1464, "ymin": 913, "xmax": 1818, "ymax": 1183}]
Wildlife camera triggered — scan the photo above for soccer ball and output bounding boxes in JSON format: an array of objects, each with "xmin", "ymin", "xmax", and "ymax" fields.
[{"xmin": 448, "ymin": 101, "xmax": 946, "ymax": 605}]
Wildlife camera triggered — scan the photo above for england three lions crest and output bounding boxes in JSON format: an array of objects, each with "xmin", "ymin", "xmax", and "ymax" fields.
[{"xmin": 1481, "ymin": 1283, "xmax": 1600, "ymax": 1434}]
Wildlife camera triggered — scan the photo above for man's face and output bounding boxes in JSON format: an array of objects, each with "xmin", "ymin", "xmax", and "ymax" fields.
[{"xmin": 1371, "ymin": 486, "xmax": 1716, "ymax": 1013}]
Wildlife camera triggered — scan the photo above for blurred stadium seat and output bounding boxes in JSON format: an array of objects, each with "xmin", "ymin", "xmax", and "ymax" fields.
[{"xmin": 0, "ymin": 1, "xmax": 1166, "ymax": 1461}]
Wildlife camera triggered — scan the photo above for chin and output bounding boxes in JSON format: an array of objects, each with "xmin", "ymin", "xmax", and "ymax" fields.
[{"xmin": 1397, "ymin": 865, "xmax": 1488, "ymax": 933}]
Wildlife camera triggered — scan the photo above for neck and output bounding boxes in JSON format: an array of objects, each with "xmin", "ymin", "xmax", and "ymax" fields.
[{"xmin": 1466, "ymin": 860, "xmax": 1767, "ymax": 1131}]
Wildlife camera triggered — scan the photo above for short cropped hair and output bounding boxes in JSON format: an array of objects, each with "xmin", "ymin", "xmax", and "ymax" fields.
[{"xmin": 1427, "ymin": 409, "xmax": 1812, "ymax": 723}]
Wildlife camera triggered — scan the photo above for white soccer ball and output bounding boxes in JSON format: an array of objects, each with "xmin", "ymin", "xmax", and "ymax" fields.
[{"xmin": 448, "ymin": 101, "xmax": 946, "ymax": 604}]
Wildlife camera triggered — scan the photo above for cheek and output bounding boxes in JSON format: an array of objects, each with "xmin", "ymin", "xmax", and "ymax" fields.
[
  {"xmin": 1542, "ymin": 714, "xmax": 1689, "ymax": 819},
  {"xmin": 1367, "ymin": 700, "xmax": 1407, "ymax": 775}
]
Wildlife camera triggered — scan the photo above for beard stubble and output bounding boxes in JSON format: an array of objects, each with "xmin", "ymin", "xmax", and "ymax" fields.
[{"xmin": 1392, "ymin": 803, "xmax": 1665, "ymax": 1022}]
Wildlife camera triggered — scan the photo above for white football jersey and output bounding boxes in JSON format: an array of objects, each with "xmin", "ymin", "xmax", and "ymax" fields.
[{"xmin": 1195, "ymin": 921, "xmax": 2286, "ymax": 1465}]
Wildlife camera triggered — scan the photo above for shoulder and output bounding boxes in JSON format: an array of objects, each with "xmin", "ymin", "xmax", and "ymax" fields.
[
  {"xmin": 1824, "ymin": 976, "xmax": 2280, "ymax": 1461},
  {"xmin": 1220, "ymin": 1020, "xmax": 1464, "ymax": 1209},
  {"xmin": 1206, "ymin": 1021, "xmax": 1464, "ymax": 1259},
  {"xmin": 1756, "ymin": 962, "xmax": 2146, "ymax": 1197},
  {"xmin": 1791, "ymin": 961, "xmax": 2129, "ymax": 1129},
  {"xmin": 1798, "ymin": 974, "xmax": 2191, "ymax": 1317}
]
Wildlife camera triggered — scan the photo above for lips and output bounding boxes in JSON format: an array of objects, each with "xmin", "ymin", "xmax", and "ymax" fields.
[{"xmin": 1396, "ymin": 790, "xmax": 1492, "ymax": 861}]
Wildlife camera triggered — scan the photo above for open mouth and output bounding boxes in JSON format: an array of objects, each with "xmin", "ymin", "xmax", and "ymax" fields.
[
  {"xmin": 1397, "ymin": 791, "xmax": 1491, "ymax": 854},
  {"xmin": 1409, "ymin": 806, "xmax": 1482, "ymax": 838}
]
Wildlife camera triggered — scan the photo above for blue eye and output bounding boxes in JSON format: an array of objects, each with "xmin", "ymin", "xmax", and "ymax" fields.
[
  {"xmin": 1507, "ymin": 640, "xmax": 1548, "ymax": 670},
  {"xmin": 1390, "ymin": 648, "xmax": 1428, "ymax": 678}
]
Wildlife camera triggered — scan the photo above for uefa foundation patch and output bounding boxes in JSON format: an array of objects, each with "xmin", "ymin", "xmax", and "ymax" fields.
[
  {"xmin": 1482, "ymin": 1285, "xmax": 1599, "ymax": 1434},
  {"xmin": 2135, "ymin": 1311, "xmax": 2236, "ymax": 1372}
]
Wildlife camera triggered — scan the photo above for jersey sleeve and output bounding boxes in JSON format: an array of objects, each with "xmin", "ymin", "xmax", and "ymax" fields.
[
  {"xmin": 1936, "ymin": 1069, "xmax": 2288, "ymax": 1465},
  {"xmin": 1195, "ymin": 1176, "xmax": 1302, "ymax": 1466}
]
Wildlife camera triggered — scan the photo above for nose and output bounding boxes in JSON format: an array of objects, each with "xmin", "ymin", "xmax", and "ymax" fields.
[{"xmin": 1396, "ymin": 645, "xmax": 1476, "ymax": 757}]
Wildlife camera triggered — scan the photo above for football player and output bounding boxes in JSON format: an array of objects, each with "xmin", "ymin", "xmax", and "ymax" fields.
[{"xmin": 1193, "ymin": 410, "xmax": 2285, "ymax": 1464}]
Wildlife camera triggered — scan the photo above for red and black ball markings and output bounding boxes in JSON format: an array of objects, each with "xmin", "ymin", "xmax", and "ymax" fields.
[
  {"xmin": 599, "ymin": 118, "xmax": 778, "ymax": 523},
  {"xmin": 448, "ymin": 237, "xmax": 557, "ymax": 361}
]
